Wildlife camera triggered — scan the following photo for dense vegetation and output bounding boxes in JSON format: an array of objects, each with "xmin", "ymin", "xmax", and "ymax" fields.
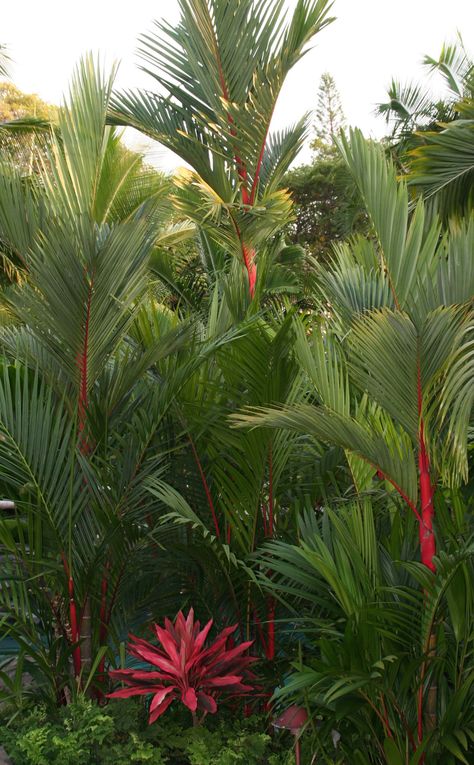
[{"xmin": 0, "ymin": 2, "xmax": 473, "ymax": 764}]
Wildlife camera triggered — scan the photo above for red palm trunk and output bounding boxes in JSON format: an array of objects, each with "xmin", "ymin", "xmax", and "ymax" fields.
[
  {"xmin": 417, "ymin": 371, "xmax": 436, "ymax": 573},
  {"xmin": 416, "ymin": 370, "xmax": 437, "ymax": 755},
  {"xmin": 418, "ymin": 427, "xmax": 436, "ymax": 573},
  {"xmin": 62, "ymin": 554, "xmax": 81, "ymax": 677}
]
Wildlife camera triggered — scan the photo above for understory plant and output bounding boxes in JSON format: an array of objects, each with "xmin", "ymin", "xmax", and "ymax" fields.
[
  {"xmin": 0, "ymin": 698, "xmax": 296, "ymax": 765},
  {"xmin": 108, "ymin": 609, "xmax": 257, "ymax": 723},
  {"xmin": 259, "ymin": 498, "xmax": 474, "ymax": 764}
]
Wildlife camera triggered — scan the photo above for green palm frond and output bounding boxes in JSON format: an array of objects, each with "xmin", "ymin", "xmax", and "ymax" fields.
[
  {"xmin": 377, "ymin": 79, "xmax": 439, "ymax": 134},
  {"xmin": 436, "ymin": 215, "xmax": 474, "ymax": 306},
  {"xmin": 114, "ymin": 0, "xmax": 334, "ymax": 192},
  {"xmin": 407, "ymin": 117, "xmax": 474, "ymax": 219},
  {"xmin": 337, "ymin": 129, "xmax": 441, "ymax": 314},
  {"xmin": 423, "ymin": 38, "xmax": 474, "ymax": 99},
  {"xmin": 233, "ymin": 401, "xmax": 419, "ymax": 507}
]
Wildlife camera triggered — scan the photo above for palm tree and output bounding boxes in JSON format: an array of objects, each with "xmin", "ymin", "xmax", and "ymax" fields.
[
  {"xmin": 234, "ymin": 129, "xmax": 474, "ymax": 737},
  {"xmin": 110, "ymin": 0, "xmax": 335, "ymax": 299},
  {"xmin": 0, "ymin": 56, "xmax": 215, "ymax": 702}
]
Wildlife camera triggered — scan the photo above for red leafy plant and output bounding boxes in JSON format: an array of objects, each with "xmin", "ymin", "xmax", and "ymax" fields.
[{"xmin": 108, "ymin": 609, "xmax": 257, "ymax": 724}]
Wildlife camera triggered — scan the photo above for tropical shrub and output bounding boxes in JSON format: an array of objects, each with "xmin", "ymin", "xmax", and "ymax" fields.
[
  {"xmin": 108, "ymin": 609, "xmax": 257, "ymax": 723},
  {"xmin": 377, "ymin": 39, "xmax": 474, "ymax": 220},
  {"xmin": 0, "ymin": 58, "xmax": 217, "ymax": 705}
]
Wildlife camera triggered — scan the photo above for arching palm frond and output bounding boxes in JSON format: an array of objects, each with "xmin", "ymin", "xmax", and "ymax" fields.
[
  {"xmin": 377, "ymin": 39, "xmax": 474, "ymax": 220},
  {"xmin": 258, "ymin": 502, "xmax": 474, "ymax": 763},
  {"xmin": 407, "ymin": 114, "xmax": 474, "ymax": 220}
]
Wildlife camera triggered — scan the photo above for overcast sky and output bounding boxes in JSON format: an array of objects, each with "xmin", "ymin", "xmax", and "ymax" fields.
[{"xmin": 3, "ymin": 0, "xmax": 474, "ymax": 169}]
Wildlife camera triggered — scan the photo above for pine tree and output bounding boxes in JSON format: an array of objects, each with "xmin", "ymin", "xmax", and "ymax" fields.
[{"xmin": 310, "ymin": 72, "xmax": 345, "ymax": 157}]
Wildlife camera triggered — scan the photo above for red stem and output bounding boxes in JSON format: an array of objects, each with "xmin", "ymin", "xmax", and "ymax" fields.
[
  {"xmin": 188, "ymin": 436, "xmax": 220, "ymax": 538},
  {"xmin": 377, "ymin": 468, "xmax": 422, "ymax": 524},
  {"xmin": 417, "ymin": 368, "xmax": 436, "ymax": 573},
  {"xmin": 242, "ymin": 245, "xmax": 257, "ymax": 297},
  {"xmin": 418, "ymin": 425, "xmax": 436, "ymax": 573},
  {"xmin": 295, "ymin": 738, "xmax": 301, "ymax": 765},
  {"xmin": 61, "ymin": 553, "xmax": 81, "ymax": 677},
  {"xmin": 416, "ymin": 365, "xmax": 437, "ymax": 756},
  {"xmin": 209, "ymin": 21, "xmax": 257, "ymax": 297}
]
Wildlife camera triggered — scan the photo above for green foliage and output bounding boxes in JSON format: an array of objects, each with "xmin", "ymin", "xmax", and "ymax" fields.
[
  {"xmin": 0, "ymin": 700, "xmax": 294, "ymax": 765},
  {"xmin": 377, "ymin": 38, "xmax": 474, "ymax": 220},
  {"xmin": 0, "ymin": 81, "xmax": 57, "ymax": 179},
  {"xmin": 0, "ymin": 82, "xmax": 55, "ymax": 122},
  {"xmin": 283, "ymin": 157, "xmax": 367, "ymax": 259},
  {"xmin": 0, "ymin": 56, "xmax": 212, "ymax": 705},
  {"xmin": 111, "ymin": 0, "xmax": 335, "ymax": 292},
  {"xmin": 0, "ymin": 10, "xmax": 472, "ymax": 765},
  {"xmin": 258, "ymin": 500, "xmax": 474, "ymax": 763}
]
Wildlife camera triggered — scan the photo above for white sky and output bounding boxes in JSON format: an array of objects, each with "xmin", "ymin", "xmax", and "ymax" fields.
[{"xmin": 3, "ymin": 0, "xmax": 474, "ymax": 170}]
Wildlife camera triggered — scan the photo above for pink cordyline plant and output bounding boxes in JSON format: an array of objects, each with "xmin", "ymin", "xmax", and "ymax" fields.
[{"xmin": 108, "ymin": 609, "xmax": 257, "ymax": 724}]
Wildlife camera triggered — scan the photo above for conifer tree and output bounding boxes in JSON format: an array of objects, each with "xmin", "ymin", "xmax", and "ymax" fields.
[{"xmin": 310, "ymin": 72, "xmax": 345, "ymax": 157}]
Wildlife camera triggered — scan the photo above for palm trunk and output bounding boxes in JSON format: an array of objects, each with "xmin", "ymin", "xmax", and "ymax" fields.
[
  {"xmin": 68, "ymin": 575, "xmax": 81, "ymax": 678},
  {"xmin": 242, "ymin": 244, "xmax": 257, "ymax": 297},
  {"xmin": 417, "ymin": 369, "xmax": 437, "ymax": 748},
  {"xmin": 418, "ymin": 426, "xmax": 436, "ymax": 573}
]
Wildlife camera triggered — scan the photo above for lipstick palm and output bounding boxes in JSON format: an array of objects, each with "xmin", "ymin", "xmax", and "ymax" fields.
[
  {"xmin": 110, "ymin": 0, "xmax": 335, "ymax": 300},
  {"xmin": 236, "ymin": 128, "xmax": 474, "ymax": 573},
  {"xmin": 234, "ymin": 129, "xmax": 474, "ymax": 738},
  {"xmin": 0, "ymin": 57, "xmax": 211, "ymax": 702}
]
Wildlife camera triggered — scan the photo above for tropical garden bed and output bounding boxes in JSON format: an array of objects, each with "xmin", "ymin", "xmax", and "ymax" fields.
[{"xmin": 0, "ymin": 1, "xmax": 473, "ymax": 764}]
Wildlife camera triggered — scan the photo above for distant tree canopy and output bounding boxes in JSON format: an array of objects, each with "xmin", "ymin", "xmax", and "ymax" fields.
[
  {"xmin": 284, "ymin": 157, "xmax": 366, "ymax": 258},
  {"xmin": 0, "ymin": 81, "xmax": 55, "ymax": 122},
  {"xmin": 0, "ymin": 82, "xmax": 57, "ymax": 175},
  {"xmin": 284, "ymin": 72, "xmax": 366, "ymax": 259}
]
